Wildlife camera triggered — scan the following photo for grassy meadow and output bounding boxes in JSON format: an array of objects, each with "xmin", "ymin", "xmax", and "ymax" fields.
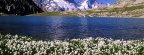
[{"xmin": 0, "ymin": 34, "xmax": 144, "ymax": 55}]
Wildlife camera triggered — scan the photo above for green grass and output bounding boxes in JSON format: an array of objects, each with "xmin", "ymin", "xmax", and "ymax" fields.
[{"xmin": 31, "ymin": 12, "xmax": 79, "ymax": 16}]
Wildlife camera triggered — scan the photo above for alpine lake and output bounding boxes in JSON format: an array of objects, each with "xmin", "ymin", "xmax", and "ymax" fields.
[{"xmin": 0, "ymin": 16, "xmax": 144, "ymax": 40}]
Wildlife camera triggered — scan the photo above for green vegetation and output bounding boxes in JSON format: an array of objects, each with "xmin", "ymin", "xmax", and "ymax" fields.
[
  {"xmin": 105, "ymin": 5, "xmax": 144, "ymax": 12},
  {"xmin": 31, "ymin": 12, "xmax": 79, "ymax": 16}
]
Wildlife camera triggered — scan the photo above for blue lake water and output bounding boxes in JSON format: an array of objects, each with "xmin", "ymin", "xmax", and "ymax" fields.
[{"xmin": 0, "ymin": 16, "xmax": 144, "ymax": 40}]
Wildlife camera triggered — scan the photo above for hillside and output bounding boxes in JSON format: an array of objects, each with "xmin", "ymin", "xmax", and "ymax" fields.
[
  {"xmin": 0, "ymin": 0, "xmax": 43, "ymax": 15},
  {"xmin": 31, "ymin": 0, "xmax": 144, "ymax": 18}
]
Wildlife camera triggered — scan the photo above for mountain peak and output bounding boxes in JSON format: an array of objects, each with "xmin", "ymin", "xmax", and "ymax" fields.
[
  {"xmin": 78, "ymin": 0, "xmax": 108, "ymax": 10},
  {"xmin": 34, "ymin": 0, "xmax": 109, "ymax": 12}
]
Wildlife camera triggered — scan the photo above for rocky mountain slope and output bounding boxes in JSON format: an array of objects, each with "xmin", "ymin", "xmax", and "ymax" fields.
[
  {"xmin": 0, "ymin": 0, "xmax": 43, "ymax": 15},
  {"xmin": 97, "ymin": 0, "xmax": 144, "ymax": 17},
  {"xmin": 108, "ymin": 0, "xmax": 144, "ymax": 8},
  {"xmin": 34, "ymin": 0, "xmax": 109, "ymax": 12},
  {"xmin": 34, "ymin": 0, "xmax": 79, "ymax": 12},
  {"xmin": 32, "ymin": 0, "xmax": 144, "ymax": 18}
]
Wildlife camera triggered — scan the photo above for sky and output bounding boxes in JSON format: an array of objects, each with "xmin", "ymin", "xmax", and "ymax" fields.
[{"xmin": 74, "ymin": 0, "xmax": 118, "ymax": 4}]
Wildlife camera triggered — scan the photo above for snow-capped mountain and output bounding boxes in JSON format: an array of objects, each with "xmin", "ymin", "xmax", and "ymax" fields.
[
  {"xmin": 52, "ymin": 0, "xmax": 79, "ymax": 11},
  {"xmin": 41, "ymin": 0, "xmax": 61, "ymax": 12},
  {"xmin": 34, "ymin": 0, "xmax": 109, "ymax": 12},
  {"xmin": 34, "ymin": 0, "xmax": 79, "ymax": 12},
  {"xmin": 78, "ymin": 0, "xmax": 110, "ymax": 10},
  {"xmin": 78, "ymin": 0, "xmax": 91, "ymax": 10}
]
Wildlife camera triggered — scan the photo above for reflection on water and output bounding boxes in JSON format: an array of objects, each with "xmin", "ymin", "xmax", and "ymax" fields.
[
  {"xmin": 50, "ymin": 17, "xmax": 64, "ymax": 39},
  {"xmin": 0, "ymin": 16, "xmax": 144, "ymax": 40},
  {"xmin": 79, "ymin": 18, "xmax": 88, "ymax": 38}
]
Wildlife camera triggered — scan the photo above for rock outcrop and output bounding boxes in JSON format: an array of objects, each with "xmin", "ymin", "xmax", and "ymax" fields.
[{"xmin": 0, "ymin": 0, "xmax": 43, "ymax": 15}]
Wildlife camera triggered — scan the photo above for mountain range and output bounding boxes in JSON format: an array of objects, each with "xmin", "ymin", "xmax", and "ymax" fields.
[
  {"xmin": 1, "ymin": 0, "xmax": 143, "ymax": 17},
  {"xmin": 34, "ymin": 0, "xmax": 109, "ymax": 12},
  {"xmin": 32, "ymin": 0, "xmax": 144, "ymax": 18},
  {"xmin": 0, "ymin": 0, "xmax": 110, "ymax": 15}
]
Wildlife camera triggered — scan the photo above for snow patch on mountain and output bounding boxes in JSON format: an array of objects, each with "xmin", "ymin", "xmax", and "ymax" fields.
[
  {"xmin": 78, "ymin": 0, "xmax": 110, "ymax": 10},
  {"xmin": 53, "ymin": 0, "xmax": 79, "ymax": 11},
  {"xmin": 78, "ymin": 0, "xmax": 90, "ymax": 10}
]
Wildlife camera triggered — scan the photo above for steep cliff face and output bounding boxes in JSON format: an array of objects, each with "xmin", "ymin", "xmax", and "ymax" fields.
[{"xmin": 0, "ymin": 0, "xmax": 43, "ymax": 15}]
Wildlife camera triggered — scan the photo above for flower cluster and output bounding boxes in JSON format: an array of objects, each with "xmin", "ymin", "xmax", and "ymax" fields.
[{"xmin": 0, "ymin": 34, "xmax": 144, "ymax": 55}]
